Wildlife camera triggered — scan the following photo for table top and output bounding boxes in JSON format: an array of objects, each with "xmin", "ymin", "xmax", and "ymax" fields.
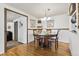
[
  {"xmin": 33, "ymin": 33, "xmax": 57, "ymax": 36},
  {"xmin": 28, "ymin": 28, "xmax": 69, "ymax": 30}
]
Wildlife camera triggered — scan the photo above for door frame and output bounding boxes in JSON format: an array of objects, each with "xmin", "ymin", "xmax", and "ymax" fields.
[{"xmin": 4, "ymin": 8, "xmax": 28, "ymax": 52}]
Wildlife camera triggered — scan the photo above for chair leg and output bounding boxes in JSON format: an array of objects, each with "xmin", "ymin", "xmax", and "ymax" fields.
[
  {"xmin": 55, "ymin": 39, "xmax": 57, "ymax": 50},
  {"xmin": 35, "ymin": 39, "xmax": 40, "ymax": 48},
  {"xmin": 56, "ymin": 38, "xmax": 58, "ymax": 50},
  {"xmin": 34, "ymin": 37, "xmax": 36, "ymax": 48},
  {"xmin": 48, "ymin": 41, "xmax": 51, "ymax": 48},
  {"xmin": 34, "ymin": 39, "xmax": 35, "ymax": 45},
  {"xmin": 57, "ymin": 39, "xmax": 58, "ymax": 48},
  {"xmin": 41, "ymin": 39, "xmax": 44, "ymax": 48},
  {"xmin": 55, "ymin": 38, "xmax": 58, "ymax": 50}
]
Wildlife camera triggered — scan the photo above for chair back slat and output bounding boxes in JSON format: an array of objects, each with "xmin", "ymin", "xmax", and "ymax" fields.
[{"xmin": 57, "ymin": 30, "xmax": 60, "ymax": 36}]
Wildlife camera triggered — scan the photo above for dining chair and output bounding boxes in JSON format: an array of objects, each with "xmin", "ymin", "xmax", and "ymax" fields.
[
  {"xmin": 33, "ymin": 29, "xmax": 43, "ymax": 48},
  {"xmin": 37, "ymin": 29, "xmax": 43, "ymax": 47},
  {"xmin": 46, "ymin": 29, "xmax": 52, "ymax": 34},
  {"xmin": 37, "ymin": 29, "xmax": 42, "ymax": 34},
  {"xmin": 33, "ymin": 29, "xmax": 38, "ymax": 45},
  {"xmin": 48, "ymin": 30, "xmax": 60, "ymax": 50}
]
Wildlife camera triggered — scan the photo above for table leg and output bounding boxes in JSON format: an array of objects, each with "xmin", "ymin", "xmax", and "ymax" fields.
[{"xmin": 40, "ymin": 37, "xmax": 44, "ymax": 48}]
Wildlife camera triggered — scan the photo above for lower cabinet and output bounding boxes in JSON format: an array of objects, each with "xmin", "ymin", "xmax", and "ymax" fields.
[{"xmin": 69, "ymin": 32, "xmax": 79, "ymax": 56}]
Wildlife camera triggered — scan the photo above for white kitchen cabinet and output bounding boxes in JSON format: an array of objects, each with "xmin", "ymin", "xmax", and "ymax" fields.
[{"xmin": 69, "ymin": 32, "xmax": 79, "ymax": 56}]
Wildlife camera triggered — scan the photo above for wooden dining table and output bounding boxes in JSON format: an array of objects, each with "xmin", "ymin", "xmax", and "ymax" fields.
[{"xmin": 34, "ymin": 33, "xmax": 57, "ymax": 48}]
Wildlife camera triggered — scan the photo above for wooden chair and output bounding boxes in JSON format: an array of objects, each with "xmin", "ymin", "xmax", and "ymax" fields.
[
  {"xmin": 33, "ymin": 29, "xmax": 42, "ymax": 48},
  {"xmin": 33, "ymin": 29, "xmax": 38, "ymax": 45},
  {"xmin": 48, "ymin": 30, "xmax": 60, "ymax": 50},
  {"xmin": 46, "ymin": 29, "xmax": 52, "ymax": 34}
]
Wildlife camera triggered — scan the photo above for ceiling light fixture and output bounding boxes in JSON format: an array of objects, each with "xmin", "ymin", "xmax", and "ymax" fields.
[{"xmin": 41, "ymin": 8, "xmax": 51, "ymax": 21}]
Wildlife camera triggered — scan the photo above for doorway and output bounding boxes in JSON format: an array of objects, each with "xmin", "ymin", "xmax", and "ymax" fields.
[
  {"xmin": 4, "ymin": 8, "xmax": 28, "ymax": 52},
  {"xmin": 14, "ymin": 21, "xmax": 18, "ymax": 41}
]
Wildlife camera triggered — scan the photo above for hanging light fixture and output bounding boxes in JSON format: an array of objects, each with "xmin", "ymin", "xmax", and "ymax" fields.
[{"xmin": 41, "ymin": 8, "xmax": 51, "ymax": 21}]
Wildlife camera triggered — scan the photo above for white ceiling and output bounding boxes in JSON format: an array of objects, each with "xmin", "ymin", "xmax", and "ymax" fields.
[{"xmin": 7, "ymin": 3, "xmax": 69, "ymax": 18}]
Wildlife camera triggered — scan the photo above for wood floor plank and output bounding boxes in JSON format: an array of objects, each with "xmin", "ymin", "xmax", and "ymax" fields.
[{"xmin": 0, "ymin": 41, "xmax": 71, "ymax": 56}]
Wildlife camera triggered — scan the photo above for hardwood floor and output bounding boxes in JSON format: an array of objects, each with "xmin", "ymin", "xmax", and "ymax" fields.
[
  {"xmin": 1, "ymin": 41, "xmax": 71, "ymax": 56},
  {"xmin": 6, "ymin": 41, "xmax": 23, "ymax": 50}
]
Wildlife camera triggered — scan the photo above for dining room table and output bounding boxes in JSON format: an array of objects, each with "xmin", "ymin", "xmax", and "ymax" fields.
[{"xmin": 33, "ymin": 31, "xmax": 58, "ymax": 48}]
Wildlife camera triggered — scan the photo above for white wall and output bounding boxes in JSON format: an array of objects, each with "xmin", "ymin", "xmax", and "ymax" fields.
[
  {"xmin": 7, "ymin": 17, "xmax": 27, "ymax": 43},
  {"xmin": 52, "ymin": 14, "xmax": 69, "ymax": 28},
  {"xmin": 0, "ymin": 4, "xmax": 5, "ymax": 54},
  {"xmin": 52, "ymin": 14, "xmax": 70, "ymax": 43},
  {"xmin": 14, "ymin": 16, "xmax": 27, "ymax": 43},
  {"xmin": 28, "ymin": 13, "xmax": 38, "ymax": 43},
  {"xmin": 41, "ymin": 14, "xmax": 69, "ymax": 28},
  {"xmin": 28, "ymin": 14, "xmax": 38, "ymax": 43}
]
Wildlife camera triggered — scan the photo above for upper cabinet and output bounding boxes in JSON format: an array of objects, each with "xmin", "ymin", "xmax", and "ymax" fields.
[
  {"xmin": 37, "ymin": 20, "xmax": 42, "ymax": 29},
  {"xmin": 30, "ymin": 19, "xmax": 42, "ymax": 29},
  {"xmin": 30, "ymin": 19, "xmax": 37, "ymax": 28},
  {"xmin": 69, "ymin": 3, "xmax": 76, "ymax": 16},
  {"xmin": 69, "ymin": 3, "xmax": 79, "ymax": 32}
]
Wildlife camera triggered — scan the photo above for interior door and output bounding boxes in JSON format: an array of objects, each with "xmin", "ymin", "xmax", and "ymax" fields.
[{"xmin": 14, "ymin": 21, "xmax": 18, "ymax": 41}]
